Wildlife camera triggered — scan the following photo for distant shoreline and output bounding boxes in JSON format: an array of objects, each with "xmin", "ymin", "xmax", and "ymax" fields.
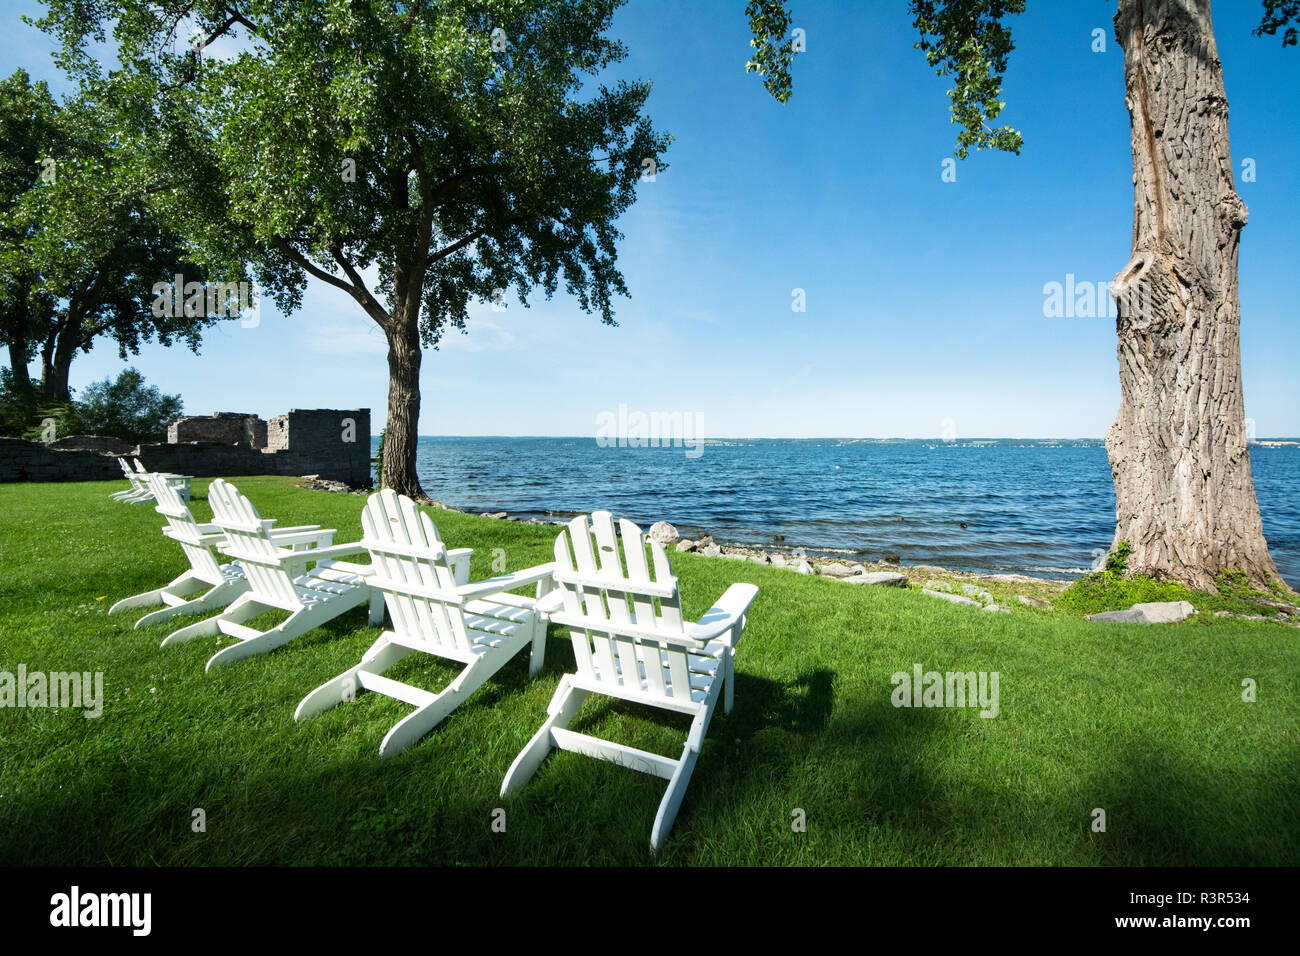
[
  {"xmin": 373, "ymin": 435, "xmax": 1300, "ymax": 444},
  {"xmin": 355, "ymin": 437, "xmax": 1299, "ymax": 587}
]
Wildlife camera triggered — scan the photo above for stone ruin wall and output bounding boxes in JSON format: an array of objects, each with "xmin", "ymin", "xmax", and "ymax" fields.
[{"xmin": 1, "ymin": 408, "xmax": 371, "ymax": 487}]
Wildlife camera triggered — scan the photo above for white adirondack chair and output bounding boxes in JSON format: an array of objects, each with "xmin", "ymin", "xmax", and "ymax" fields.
[
  {"xmin": 108, "ymin": 473, "xmax": 333, "ymax": 631},
  {"xmin": 162, "ymin": 478, "xmax": 380, "ymax": 671},
  {"xmin": 110, "ymin": 457, "xmax": 152, "ymax": 503},
  {"xmin": 295, "ymin": 489, "xmax": 558, "ymax": 758},
  {"xmin": 133, "ymin": 458, "xmax": 192, "ymax": 503},
  {"xmin": 501, "ymin": 511, "xmax": 759, "ymax": 850}
]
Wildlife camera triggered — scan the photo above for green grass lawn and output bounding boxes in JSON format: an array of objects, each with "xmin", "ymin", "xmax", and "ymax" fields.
[{"xmin": 1, "ymin": 476, "xmax": 1296, "ymax": 865}]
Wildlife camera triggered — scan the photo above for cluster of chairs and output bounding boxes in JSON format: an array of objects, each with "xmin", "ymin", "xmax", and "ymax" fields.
[
  {"xmin": 110, "ymin": 457, "xmax": 192, "ymax": 504},
  {"xmin": 107, "ymin": 472, "xmax": 759, "ymax": 849}
]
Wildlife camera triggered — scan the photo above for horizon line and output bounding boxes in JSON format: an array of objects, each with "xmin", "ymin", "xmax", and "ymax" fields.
[{"xmin": 368, "ymin": 434, "xmax": 1300, "ymax": 442}]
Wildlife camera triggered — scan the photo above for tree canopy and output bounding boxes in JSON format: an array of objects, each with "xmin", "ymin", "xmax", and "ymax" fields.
[
  {"xmin": 36, "ymin": 0, "xmax": 672, "ymax": 496},
  {"xmin": 0, "ymin": 68, "xmax": 239, "ymax": 401}
]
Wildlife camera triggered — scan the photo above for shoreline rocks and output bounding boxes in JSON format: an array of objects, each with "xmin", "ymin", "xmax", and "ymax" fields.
[
  {"xmin": 923, "ymin": 588, "xmax": 980, "ymax": 606},
  {"xmin": 648, "ymin": 521, "xmax": 680, "ymax": 545},
  {"xmin": 299, "ymin": 475, "xmax": 367, "ymax": 496},
  {"xmin": 847, "ymin": 571, "xmax": 907, "ymax": 587},
  {"xmin": 321, "ymin": 488, "xmax": 1074, "ymax": 594}
]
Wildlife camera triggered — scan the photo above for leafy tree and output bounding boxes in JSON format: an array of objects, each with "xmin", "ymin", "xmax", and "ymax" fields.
[
  {"xmin": 0, "ymin": 70, "xmax": 245, "ymax": 402},
  {"xmin": 73, "ymin": 367, "xmax": 183, "ymax": 443},
  {"xmin": 746, "ymin": 1, "xmax": 1296, "ymax": 592},
  {"xmin": 37, "ymin": 0, "xmax": 671, "ymax": 499},
  {"xmin": 0, "ymin": 69, "xmax": 59, "ymax": 393}
]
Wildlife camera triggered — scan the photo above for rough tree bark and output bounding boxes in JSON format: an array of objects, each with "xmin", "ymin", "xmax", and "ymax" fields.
[
  {"xmin": 1108, "ymin": 0, "xmax": 1280, "ymax": 591},
  {"xmin": 383, "ymin": 316, "xmax": 425, "ymax": 500},
  {"xmin": 375, "ymin": 189, "xmax": 436, "ymax": 500}
]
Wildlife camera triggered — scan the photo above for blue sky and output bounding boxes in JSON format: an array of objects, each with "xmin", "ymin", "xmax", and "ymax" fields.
[{"xmin": 4, "ymin": 0, "xmax": 1297, "ymax": 438}]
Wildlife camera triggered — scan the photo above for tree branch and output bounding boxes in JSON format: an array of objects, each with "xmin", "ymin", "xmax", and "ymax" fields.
[
  {"xmin": 276, "ymin": 238, "xmax": 389, "ymax": 330},
  {"xmin": 329, "ymin": 242, "xmax": 390, "ymax": 326},
  {"xmin": 427, "ymin": 229, "xmax": 484, "ymax": 267}
]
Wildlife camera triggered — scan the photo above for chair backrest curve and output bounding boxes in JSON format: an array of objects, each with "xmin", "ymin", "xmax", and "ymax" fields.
[{"xmin": 552, "ymin": 512, "xmax": 696, "ymax": 701}]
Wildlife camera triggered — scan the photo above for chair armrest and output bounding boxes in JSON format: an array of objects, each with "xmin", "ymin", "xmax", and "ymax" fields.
[
  {"xmin": 447, "ymin": 548, "xmax": 473, "ymax": 586},
  {"xmin": 268, "ymin": 524, "xmax": 324, "ymax": 537},
  {"xmin": 266, "ymin": 528, "xmax": 337, "ymax": 548},
  {"xmin": 685, "ymin": 583, "xmax": 759, "ymax": 643},
  {"xmin": 457, "ymin": 563, "xmax": 557, "ymax": 601},
  {"xmin": 163, "ymin": 527, "xmax": 225, "ymax": 545},
  {"xmin": 536, "ymin": 588, "xmax": 566, "ymax": 616},
  {"xmin": 550, "ymin": 611, "xmax": 709, "ymax": 649},
  {"xmin": 297, "ymin": 540, "xmax": 369, "ymax": 563}
]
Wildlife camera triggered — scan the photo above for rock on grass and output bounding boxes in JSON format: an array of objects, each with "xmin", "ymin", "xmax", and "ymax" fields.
[{"xmin": 1086, "ymin": 601, "xmax": 1196, "ymax": 624}]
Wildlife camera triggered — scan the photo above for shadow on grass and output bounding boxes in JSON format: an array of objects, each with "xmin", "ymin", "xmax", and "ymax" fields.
[
  {"xmin": 2, "ymin": 652, "xmax": 1295, "ymax": 865},
  {"xmin": 747, "ymin": 691, "xmax": 1300, "ymax": 865}
]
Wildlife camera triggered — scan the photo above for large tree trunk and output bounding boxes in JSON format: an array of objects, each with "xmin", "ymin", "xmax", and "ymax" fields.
[
  {"xmin": 40, "ymin": 325, "xmax": 76, "ymax": 402},
  {"xmin": 382, "ymin": 314, "xmax": 426, "ymax": 500},
  {"xmin": 6, "ymin": 335, "xmax": 32, "ymax": 391},
  {"xmin": 1108, "ymin": 0, "xmax": 1280, "ymax": 591}
]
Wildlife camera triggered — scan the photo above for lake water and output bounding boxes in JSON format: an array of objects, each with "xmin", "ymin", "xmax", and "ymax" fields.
[{"xmin": 387, "ymin": 437, "xmax": 1300, "ymax": 587}]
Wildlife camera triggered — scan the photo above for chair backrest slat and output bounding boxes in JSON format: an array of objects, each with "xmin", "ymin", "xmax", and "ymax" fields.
[
  {"xmin": 146, "ymin": 473, "xmax": 222, "ymax": 585},
  {"xmin": 208, "ymin": 479, "xmax": 302, "ymax": 610},
  {"xmin": 119, "ymin": 457, "xmax": 147, "ymax": 493},
  {"xmin": 553, "ymin": 512, "xmax": 692, "ymax": 701},
  {"xmin": 362, "ymin": 489, "xmax": 470, "ymax": 655}
]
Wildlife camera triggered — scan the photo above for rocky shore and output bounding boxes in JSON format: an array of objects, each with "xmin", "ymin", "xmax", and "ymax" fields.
[{"xmin": 296, "ymin": 478, "xmax": 1299, "ymax": 624}]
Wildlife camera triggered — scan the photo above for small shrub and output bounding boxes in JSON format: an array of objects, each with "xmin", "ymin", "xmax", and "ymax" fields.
[
  {"xmin": 1105, "ymin": 540, "xmax": 1134, "ymax": 575},
  {"xmin": 1057, "ymin": 567, "xmax": 1292, "ymax": 620},
  {"xmin": 1214, "ymin": 569, "xmax": 1255, "ymax": 598},
  {"xmin": 74, "ymin": 368, "xmax": 182, "ymax": 444}
]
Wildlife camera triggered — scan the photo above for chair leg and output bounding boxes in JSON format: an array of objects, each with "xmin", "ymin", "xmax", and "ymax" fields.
[
  {"xmin": 204, "ymin": 606, "xmax": 312, "ymax": 671},
  {"xmin": 161, "ymin": 592, "xmax": 262, "ymax": 647},
  {"xmin": 651, "ymin": 745, "xmax": 701, "ymax": 852},
  {"xmin": 108, "ymin": 571, "xmax": 201, "ymax": 616},
  {"xmin": 724, "ymin": 644, "xmax": 736, "ymax": 716},
  {"xmin": 294, "ymin": 636, "xmax": 412, "ymax": 722},
  {"xmin": 139, "ymin": 580, "xmax": 248, "ymax": 632},
  {"xmin": 377, "ymin": 652, "xmax": 509, "ymax": 759},
  {"xmin": 367, "ymin": 589, "xmax": 385, "ymax": 626},
  {"xmin": 527, "ymin": 615, "xmax": 547, "ymax": 676},
  {"xmin": 134, "ymin": 578, "xmax": 248, "ymax": 630},
  {"xmin": 205, "ymin": 585, "xmax": 372, "ymax": 671},
  {"xmin": 501, "ymin": 677, "xmax": 589, "ymax": 796}
]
